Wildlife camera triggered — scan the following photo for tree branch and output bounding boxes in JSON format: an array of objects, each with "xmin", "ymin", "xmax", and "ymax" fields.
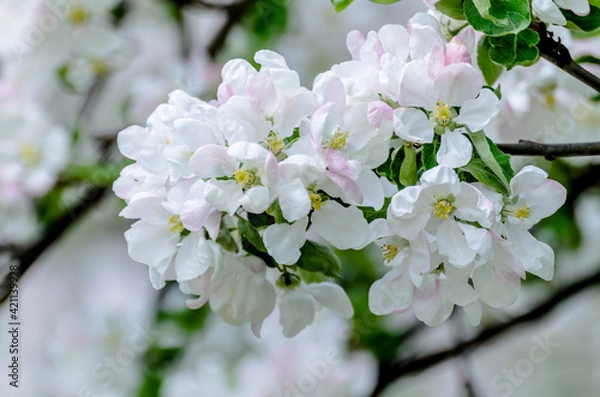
[
  {"xmin": 536, "ymin": 22, "xmax": 600, "ymax": 93},
  {"xmin": 369, "ymin": 267, "xmax": 600, "ymax": 396},
  {"xmin": 497, "ymin": 140, "xmax": 600, "ymax": 160},
  {"xmin": 207, "ymin": 0, "xmax": 253, "ymax": 59}
]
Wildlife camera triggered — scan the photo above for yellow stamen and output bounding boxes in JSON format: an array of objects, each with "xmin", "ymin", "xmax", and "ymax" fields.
[
  {"xmin": 435, "ymin": 101, "xmax": 452, "ymax": 126},
  {"xmin": 264, "ymin": 131, "xmax": 284, "ymax": 155},
  {"xmin": 328, "ymin": 128, "xmax": 349, "ymax": 151},
  {"xmin": 514, "ymin": 205, "xmax": 531, "ymax": 220},
  {"xmin": 70, "ymin": 6, "xmax": 87, "ymax": 25},
  {"xmin": 382, "ymin": 243, "xmax": 399, "ymax": 262},
  {"xmin": 20, "ymin": 143, "xmax": 38, "ymax": 164},
  {"xmin": 233, "ymin": 169, "xmax": 256, "ymax": 187},
  {"xmin": 168, "ymin": 215, "xmax": 184, "ymax": 234},
  {"xmin": 310, "ymin": 192, "xmax": 323, "ymax": 211},
  {"xmin": 91, "ymin": 60, "xmax": 109, "ymax": 76},
  {"xmin": 433, "ymin": 199, "xmax": 454, "ymax": 220}
]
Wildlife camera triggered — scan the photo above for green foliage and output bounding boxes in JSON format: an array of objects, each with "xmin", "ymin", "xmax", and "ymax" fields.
[
  {"xmin": 297, "ymin": 240, "xmax": 342, "ymax": 278},
  {"xmin": 478, "ymin": 36, "xmax": 504, "ymax": 84},
  {"xmin": 575, "ymin": 54, "xmax": 600, "ymax": 65},
  {"xmin": 245, "ymin": 0, "xmax": 287, "ymax": 41},
  {"xmin": 463, "ymin": 0, "xmax": 530, "ymax": 36},
  {"xmin": 435, "ymin": 0, "xmax": 466, "ymax": 20},
  {"xmin": 215, "ymin": 219, "xmax": 239, "ymax": 253},
  {"xmin": 399, "ymin": 145, "xmax": 418, "ymax": 186},
  {"xmin": 563, "ymin": 5, "xmax": 600, "ymax": 32},
  {"xmin": 487, "ymin": 28, "xmax": 540, "ymax": 70},
  {"xmin": 331, "ymin": 0, "xmax": 354, "ymax": 11},
  {"xmin": 238, "ymin": 217, "xmax": 267, "ymax": 253},
  {"xmin": 359, "ymin": 197, "xmax": 391, "ymax": 222},
  {"xmin": 462, "ymin": 131, "xmax": 513, "ymax": 195},
  {"xmin": 420, "ymin": 141, "xmax": 439, "ymax": 172},
  {"xmin": 376, "ymin": 146, "xmax": 405, "ymax": 189}
]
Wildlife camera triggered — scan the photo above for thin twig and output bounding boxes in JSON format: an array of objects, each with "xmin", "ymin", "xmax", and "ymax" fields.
[
  {"xmin": 497, "ymin": 140, "xmax": 600, "ymax": 160},
  {"xmin": 535, "ymin": 22, "xmax": 600, "ymax": 93},
  {"xmin": 369, "ymin": 267, "xmax": 600, "ymax": 396},
  {"xmin": 208, "ymin": 0, "xmax": 253, "ymax": 59}
]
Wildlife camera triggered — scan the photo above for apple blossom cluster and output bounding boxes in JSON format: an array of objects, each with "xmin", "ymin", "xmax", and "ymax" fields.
[
  {"xmin": 0, "ymin": 96, "xmax": 70, "ymax": 245},
  {"xmin": 114, "ymin": 12, "xmax": 567, "ymax": 336}
]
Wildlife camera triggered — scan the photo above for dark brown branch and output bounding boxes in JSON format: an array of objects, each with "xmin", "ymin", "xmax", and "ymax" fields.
[
  {"xmin": 536, "ymin": 23, "xmax": 600, "ymax": 93},
  {"xmin": 369, "ymin": 267, "xmax": 600, "ymax": 396},
  {"xmin": 497, "ymin": 140, "xmax": 600, "ymax": 160},
  {"xmin": 207, "ymin": 0, "xmax": 253, "ymax": 59}
]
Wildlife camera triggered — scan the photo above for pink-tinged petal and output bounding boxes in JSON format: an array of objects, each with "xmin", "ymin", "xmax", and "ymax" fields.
[
  {"xmin": 239, "ymin": 186, "xmax": 271, "ymax": 213},
  {"xmin": 437, "ymin": 220, "xmax": 476, "ymax": 266},
  {"xmin": 323, "ymin": 148, "xmax": 363, "ymax": 203},
  {"xmin": 387, "ymin": 186, "xmax": 431, "ymax": 240},
  {"xmin": 413, "ymin": 277, "xmax": 454, "ymax": 325},
  {"xmin": 247, "ymin": 72, "xmax": 278, "ymax": 115},
  {"xmin": 273, "ymin": 90, "xmax": 318, "ymax": 137},
  {"xmin": 360, "ymin": 30, "xmax": 385, "ymax": 65},
  {"xmin": 444, "ymin": 39, "xmax": 472, "ymax": 66},
  {"xmin": 368, "ymin": 267, "xmax": 413, "ymax": 315},
  {"xmin": 393, "ymin": 107, "xmax": 434, "ymax": 144},
  {"xmin": 217, "ymin": 83, "xmax": 233, "ymax": 105},
  {"xmin": 454, "ymin": 89, "xmax": 500, "ymax": 131},
  {"xmin": 305, "ymin": 282, "xmax": 354, "ymax": 318},
  {"xmin": 505, "ymin": 226, "xmax": 554, "ymax": 281},
  {"xmin": 189, "ymin": 144, "xmax": 236, "ymax": 178},
  {"xmin": 254, "ymin": 49, "xmax": 289, "ymax": 69},
  {"xmin": 555, "ymin": 0, "xmax": 589, "ymax": 15},
  {"xmin": 436, "ymin": 129, "xmax": 472, "ymax": 168},
  {"xmin": 378, "ymin": 24, "xmax": 410, "ymax": 61},
  {"xmin": 263, "ymin": 217, "xmax": 307, "ymax": 265},
  {"xmin": 434, "ymin": 63, "xmax": 484, "ymax": 106},
  {"xmin": 428, "ymin": 39, "xmax": 446, "ymax": 78},
  {"xmin": 357, "ymin": 169, "xmax": 384, "ymax": 210},
  {"xmin": 346, "ymin": 30, "xmax": 366, "ymax": 60},
  {"xmin": 533, "ymin": 0, "xmax": 567, "ymax": 24},
  {"xmin": 125, "ymin": 220, "xmax": 179, "ymax": 268},
  {"xmin": 175, "ymin": 234, "xmax": 213, "ymax": 281},
  {"xmin": 398, "ymin": 59, "xmax": 437, "ymax": 108},
  {"xmin": 173, "ymin": 119, "xmax": 220, "ymax": 151},
  {"xmin": 204, "ymin": 180, "xmax": 243, "ymax": 215},
  {"xmin": 181, "ymin": 198, "xmax": 213, "ymax": 231},
  {"xmin": 310, "ymin": 103, "xmax": 340, "ymax": 144},
  {"xmin": 278, "ymin": 289, "xmax": 316, "ymax": 337},
  {"xmin": 278, "ymin": 178, "xmax": 311, "ymax": 222},
  {"xmin": 311, "ymin": 201, "xmax": 370, "ymax": 250},
  {"xmin": 368, "ymin": 101, "xmax": 393, "ymax": 128},
  {"xmin": 473, "ymin": 264, "xmax": 521, "ymax": 307},
  {"xmin": 313, "ymin": 74, "xmax": 346, "ymax": 109}
]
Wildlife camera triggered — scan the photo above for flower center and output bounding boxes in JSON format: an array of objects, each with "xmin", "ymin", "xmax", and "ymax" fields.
[
  {"xmin": 434, "ymin": 101, "xmax": 454, "ymax": 127},
  {"xmin": 20, "ymin": 143, "xmax": 39, "ymax": 165},
  {"xmin": 264, "ymin": 131, "xmax": 284, "ymax": 155},
  {"xmin": 70, "ymin": 6, "xmax": 87, "ymax": 25},
  {"xmin": 168, "ymin": 215, "xmax": 184, "ymax": 234},
  {"xmin": 233, "ymin": 169, "xmax": 256, "ymax": 187},
  {"xmin": 309, "ymin": 192, "xmax": 323, "ymax": 211},
  {"xmin": 91, "ymin": 59, "xmax": 109, "ymax": 76},
  {"xmin": 327, "ymin": 128, "xmax": 349, "ymax": 150},
  {"xmin": 381, "ymin": 243, "xmax": 399, "ymax": 262},
  {"xmin": 433, "ymin": 199, "xmax": 455, "ymax": 220},
  {"xmin": 513, "ymin": 204, "xmax": 531, "ymax": 220}
]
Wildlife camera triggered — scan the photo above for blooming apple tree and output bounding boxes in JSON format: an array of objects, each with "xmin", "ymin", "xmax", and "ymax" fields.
[{"xmin": 113, "ymin": 6, "xmax": 579, "ymax": 337}]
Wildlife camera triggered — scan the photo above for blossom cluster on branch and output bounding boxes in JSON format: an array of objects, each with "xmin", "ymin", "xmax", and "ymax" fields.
[{"xmin": 114, "ymin": 12, "xmax": 567, "ymax": 337}]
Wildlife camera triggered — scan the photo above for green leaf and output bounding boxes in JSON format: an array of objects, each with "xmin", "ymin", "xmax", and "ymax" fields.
[
  {"xmin": 297, "ymin": 240, "xmax": 342, "ymax": 278},
  {"xmin": 216, "ymin": 220, "xmax": 238, "ymax": 253},
  {"xmin": 421, "ymin": 140, "xmax": 439, "ymax": 171},
  {"xmin": 369, "ymin": 0, "xmax": 401, "ymax": 3},
  {"xmin": 435, "ymin": 0, "xmax": 466, "ymax": 20},
  {"xmin": 399, "ymin": 145, "xmax": 418, "ymax": 186},
  {"xmin": 466, "ymin": 130, "xmax": 513, "ymax": 194},
  {"xmin": 563, "ymin": 6, "xmax": 600, "ymax": 32},
  {"xmin": 575, "ymin": 54, "xmax": 600, "ymax": 65},
  {"xmin": 359, "ymin": 197, "xmax": 391, "ymax": 222},
  {"xmin": 331, "ymin": 0, "xmax": 354, "ymax": 10},
  {"xmin": 238, "ymin": 217, "xmax": 267, "ymax": 253},
  {"xmin": 487, "ymin": 28, "xmax": 540, "ymax": 70},
  {"xmin": 477, "ymin": 36, "xmax": 504, "ymax": 85},
  {"xmin": 463, "ymin": 0, "xmax": 530, "ymax": 36},
  {"xmin": 376, "ymin": 145, "xmax": 405, "ymax": 189},
  {"xmin": 244, "ymin": 0, "xmax": 287, "ymax": 44}
]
